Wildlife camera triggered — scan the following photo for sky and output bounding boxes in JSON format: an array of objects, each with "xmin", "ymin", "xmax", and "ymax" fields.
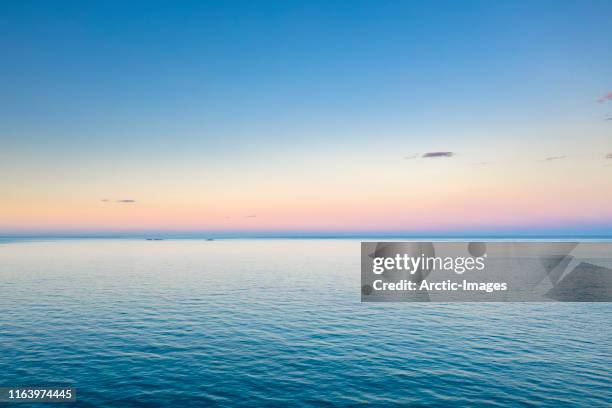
[{"xmin": 1, "ymin": 0, "xmax": 612, "ymax": 236}]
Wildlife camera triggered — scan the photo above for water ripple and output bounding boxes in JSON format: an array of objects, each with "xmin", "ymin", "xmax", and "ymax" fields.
[{"xmin": 0, "ymin": 240, "xmax": 610, "ymax": 407}]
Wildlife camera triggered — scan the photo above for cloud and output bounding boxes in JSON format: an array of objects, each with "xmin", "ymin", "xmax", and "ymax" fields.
[
  {"xmin": 101, "ymin": 198, "xmax": 136, "ymax": 203},
  {"xmin": 597, "ymin": 92, "xmax": 612, "ymax": 103},
  {"xmin": 606, "ymin": 115, "xmax": 612, "ymax": 121},
  {"xmin": 422, "ymin": 151, "xmax": 454, "ymax": 158},
  {"xmin": 403, "ymin": 155, "xmax": 418, "ymax": 160},
  {"xmin": 606, "ymin": 153, "xmax": 612, "ymax": 159},
  {"xmin": 545, "ymin": 155, "xmax": 567, "ymax": 161},
  {"xmin": 245, "ymin": 214, "xmax": 257, "ymax": 218}
]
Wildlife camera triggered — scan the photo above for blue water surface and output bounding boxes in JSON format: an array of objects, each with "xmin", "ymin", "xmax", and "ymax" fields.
[{"xmin": 0, "ymin": 239, "xmax": 610, "ymax": 407}]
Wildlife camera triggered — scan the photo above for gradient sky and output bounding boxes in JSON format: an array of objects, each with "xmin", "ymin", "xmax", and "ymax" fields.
[{"xmin": 1, "ymin": 0, "xmax": 612, "ymax": 235}]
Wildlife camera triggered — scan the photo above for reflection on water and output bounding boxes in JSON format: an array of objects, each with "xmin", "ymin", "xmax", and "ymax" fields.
[{"xmin": 1, "ymin": 240, "xmax": 611, "ymax": 407}]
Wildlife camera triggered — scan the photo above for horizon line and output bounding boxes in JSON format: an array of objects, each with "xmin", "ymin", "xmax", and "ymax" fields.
[{"xmin": 3, "ymin": 231, "xmax": 612, "ymax": 240}]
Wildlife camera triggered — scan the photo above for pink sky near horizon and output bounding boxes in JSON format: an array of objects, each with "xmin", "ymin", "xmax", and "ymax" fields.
[{"xmin": 3, "ymin": 152, "xmax": 612, "ymax": 234}]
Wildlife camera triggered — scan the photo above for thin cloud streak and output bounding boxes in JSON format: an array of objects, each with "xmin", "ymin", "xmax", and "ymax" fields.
[
  {"xmin": 422, "ymin": 152, "xmax": 454, "ymax": 158},
  {"xmin": 101, "ymin": 198, "xmax": 136, "ymax": 203},
  {"xmin": 545, "ymin": 156, "xmax": 567, "ymax": 161}
]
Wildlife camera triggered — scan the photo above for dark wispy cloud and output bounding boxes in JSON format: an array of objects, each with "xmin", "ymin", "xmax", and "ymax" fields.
[
  {"xmin": 606, "ymin": 153, "xmax": 612, "ymax": 159},
  {"xmin": 545, "ymin": 155, "xmax": 567, "ymax": 161},
  {"xmin": 597, "ymin": 92, "xmax": 612, "ymax": 103},
  {"xmin": 422, "ymin": 151, "xmax": 454, "ymax": 158},
  {"xmin": 605, "ymin": 115, "xmax": 612, "ymax": 121},
  {"xmin": 403, "ymin": 155, "xmax": 418, "ymax": 160},
  {"xmin": 245, "ymin": 214, "xmax": 257, "ymax": 218},
  {"xmin": 100, "ymin": 199, "xmax": 109, "ymax": 202}
]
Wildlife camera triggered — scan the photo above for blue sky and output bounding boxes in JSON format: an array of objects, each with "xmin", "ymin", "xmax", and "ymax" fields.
[{"xmin": 1, "ymin": 1, "xmax": 611, "ymax": 235}]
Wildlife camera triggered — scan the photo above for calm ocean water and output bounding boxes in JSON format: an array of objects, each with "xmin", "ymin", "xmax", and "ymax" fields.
[{"xmin": 1, "ymin": 239, "xmax": 610, "ymax": 407}]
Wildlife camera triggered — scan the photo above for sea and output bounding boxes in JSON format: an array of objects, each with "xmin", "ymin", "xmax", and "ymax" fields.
[{"xmin": 0, "ymin": 239, "xmax": 610, "ymax": 407}]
